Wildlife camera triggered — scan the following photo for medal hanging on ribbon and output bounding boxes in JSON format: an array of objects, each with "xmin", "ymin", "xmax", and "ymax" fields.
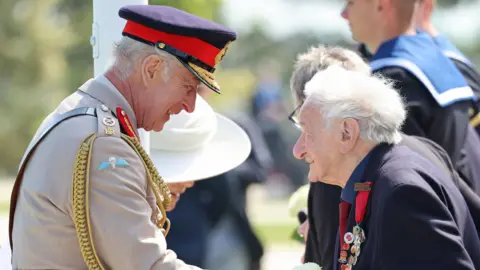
[{"xmin": 338, "ymin": 181, "xmax": 372, "ymax": 268}]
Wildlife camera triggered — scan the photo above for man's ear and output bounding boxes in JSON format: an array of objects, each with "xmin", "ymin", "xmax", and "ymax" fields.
[
  {"xmin": 141, "ymin": 55, "xmax": 163, "ymax": 87},
  {"xmin": 425, "ymin": 0, "xmax": 435, "ymax": 15},
  {"xmin": 339, "ymin": 118, "xmax": 360, "ymax": 154}
]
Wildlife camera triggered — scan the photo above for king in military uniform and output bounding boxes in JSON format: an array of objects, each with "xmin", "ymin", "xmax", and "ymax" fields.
[{"xmin": 9, "ymin": 5, "xmax": 236, "ymax": 270}]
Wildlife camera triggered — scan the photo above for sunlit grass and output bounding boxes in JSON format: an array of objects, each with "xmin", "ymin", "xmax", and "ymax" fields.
[
  {"xmin": 253, "ymin": 222, "xmax": 301, "ymax": 245},
  {"xmin": 0, "ymin": 202, "xmax": 8, "ymax": 215},
  {"xmin": 0, "ymin": 201, "xmax": 302, "ymax": 246}
]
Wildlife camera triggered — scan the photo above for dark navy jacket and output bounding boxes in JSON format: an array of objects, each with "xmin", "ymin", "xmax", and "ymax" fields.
[
  {"xmin": 304, "ymin": 134, "xmax": 480, "ymax": 270},
  {"xmin": 304, "ymin": 182, "xmax": 341, "ymax": 269},
  {"xmin": 368, "ymin": 33, "xmax": 480, "ymax": 196},
  {"xmin": 333, "ymin": 143, "xmax": 480, "ymax": 270},
  {"xmin": 433, "ymin": 34, "xmax": 480, "ymax": 136}
]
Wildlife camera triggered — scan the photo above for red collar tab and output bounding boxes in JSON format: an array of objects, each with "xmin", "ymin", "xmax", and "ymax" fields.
[
  {"xmin": 123, "ymin": 20, "xmax": 221, "ymax": 69},
  {"xmin": 355, "ymin": 182, "xmax": 372, "ymax": 224},
  {"xmin": 116, "ymin": 107, "xmax": 138, "ymax": 141}
]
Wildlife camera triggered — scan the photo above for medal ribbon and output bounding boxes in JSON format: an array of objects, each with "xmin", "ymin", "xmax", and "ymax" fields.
[
  {"xmin": 339, "ymin": 201, "xmax": 352, "ymax": 249},
  {"xmin": 354, "ymin": 181, "xmax": 372, "ymax": 224},
  {"xmin": 337, "ymin": 181, "xmax": 373, "ymax": 268},
  {"xmin": 116, "ymin": 107, "xmax": 139, "ymax": 141}
]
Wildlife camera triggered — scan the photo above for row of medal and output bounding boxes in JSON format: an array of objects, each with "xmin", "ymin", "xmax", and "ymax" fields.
[{"xmin": 338, "ymin": 225, "xmax": 366, "ymax": 269}]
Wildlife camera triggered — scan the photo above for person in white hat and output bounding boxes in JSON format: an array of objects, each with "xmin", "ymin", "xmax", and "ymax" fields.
[
  {"xmin": 150, "ymin": 93, "xmax": 252, "ymax": 207},
  {"xmin": 161, "ymin": 86, "xmax": 271, "ymax": 270}
]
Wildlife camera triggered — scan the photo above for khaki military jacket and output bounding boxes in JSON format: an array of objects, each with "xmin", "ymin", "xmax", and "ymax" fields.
[{"xmin": 11, "ymin": 75, "xmax": 201, "ymax": 270}]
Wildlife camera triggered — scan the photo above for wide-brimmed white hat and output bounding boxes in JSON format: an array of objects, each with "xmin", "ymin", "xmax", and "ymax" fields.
[{"xmin": 150, "ymin": 95, "xmax": 251, "ymax": 183}]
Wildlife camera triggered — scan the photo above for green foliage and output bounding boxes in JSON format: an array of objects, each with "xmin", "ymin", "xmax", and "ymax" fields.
[
  {"xmin": 150, "ymin": 0, "xmax": 222, "ymax": 21},
  {"xmin": 56, "ymin": 0, "xmax": 94, "ymax": 94},
  {"xmin": 0, "ymin": 0, "xmax": 72, "ymax": 174},
  {"xmin": 253, "ymin": 221, "xmax": 300, "ymax": 245},
  {"xmin": 208, "ymin": 68, "xmax": 256, "ymax": 112},
  {"xmin": 221, "ymin": 23, "xmax": 356, "ymax": 113}
]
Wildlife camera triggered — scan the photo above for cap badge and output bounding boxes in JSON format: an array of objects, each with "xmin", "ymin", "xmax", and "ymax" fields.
[{"xmin": 214, "ymin": 41, "xmax": 231, "ymax": 66}]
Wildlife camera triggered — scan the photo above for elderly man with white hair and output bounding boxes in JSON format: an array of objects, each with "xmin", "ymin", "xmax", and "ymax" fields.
[
  {"xmin": 9, "ymin": 4, "xmax": 236, "ymax": 270},
  {"xmin": 293, "ymin": 66, "xmax": 480, "ymax": 270},
  {"xmin": 289, "ymin": 45, "xmax": 480, "ymax": 270}
]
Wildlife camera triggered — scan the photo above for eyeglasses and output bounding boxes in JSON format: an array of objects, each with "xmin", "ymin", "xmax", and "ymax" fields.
[{"xmin": 288, "ymin": 105, "xmax": 301, "ymax": 130}]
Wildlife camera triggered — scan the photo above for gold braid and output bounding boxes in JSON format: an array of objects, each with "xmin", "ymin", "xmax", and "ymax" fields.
[
  {"xmin": 122, "ymin": 134, "xmax": 172, "ymax": 228},
  {"xmin": 72, "ymin": 133, "xmax": 171, "ymax": 270}
]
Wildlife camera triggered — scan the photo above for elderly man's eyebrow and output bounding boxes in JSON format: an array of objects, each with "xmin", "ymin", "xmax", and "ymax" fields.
[{"xmin": 182, "ymin": 77, "xmax": 200, "ymax": 92}]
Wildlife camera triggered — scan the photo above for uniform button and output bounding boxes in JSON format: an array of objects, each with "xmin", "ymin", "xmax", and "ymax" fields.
[{"xmin": 102, "ymin": 117, "xmax": 116, "ymax": 127}]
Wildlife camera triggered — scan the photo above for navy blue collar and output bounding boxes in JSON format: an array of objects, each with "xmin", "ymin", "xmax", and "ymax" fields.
[
  {"xmin": 340, "ymin": 151, "xmax": 372, "ymax": 204},
  {"xmin": 369, "ymin": 32, "xmax": 475, "ymax": 107}
]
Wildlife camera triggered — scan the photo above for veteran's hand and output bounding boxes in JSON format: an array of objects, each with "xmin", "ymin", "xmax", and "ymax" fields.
[
  {"xmin": 167, "ymin": 181, "xmax": 195, "ymax": 211},
  {"xmin": 298, "ymin": 220, "xmax": 309, "ymax": 264}
]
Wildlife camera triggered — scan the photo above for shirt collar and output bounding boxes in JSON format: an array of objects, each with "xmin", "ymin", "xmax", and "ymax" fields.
[
  {"xmin": 340, "ymin": 152, "xmax": 372, "ymax": 204},
  {"xmin": 78, "ymin": 74, "xmax": 138, "ymax": 136}
]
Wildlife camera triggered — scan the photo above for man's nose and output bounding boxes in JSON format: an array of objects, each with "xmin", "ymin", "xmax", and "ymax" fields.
[
  {"xmin": 182, "ymin": 92, "xmax": 197, "ymax": 113},
  {"xmin": 293, "ymin": 136, "xmax": 306, "ymax": 160},
  {"xmin": 341, "ymin": 7, "xmax": 348, "ymax": 19}
]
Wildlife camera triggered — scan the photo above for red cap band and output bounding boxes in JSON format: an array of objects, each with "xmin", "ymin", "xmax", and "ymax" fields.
[{"xmin": 123, "ymin": 21, "xmax": 221, "ymax": 68}]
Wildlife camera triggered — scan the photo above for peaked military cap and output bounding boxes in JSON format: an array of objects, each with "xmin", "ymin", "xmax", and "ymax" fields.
[{"xmin": 119, "ymin": 5, "xmax": 237, "ymax": 93}]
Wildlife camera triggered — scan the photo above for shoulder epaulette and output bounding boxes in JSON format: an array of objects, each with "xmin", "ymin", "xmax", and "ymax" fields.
[{"xmin": 95, "ymin": 104, "xmax": 121, "ymax": 138}]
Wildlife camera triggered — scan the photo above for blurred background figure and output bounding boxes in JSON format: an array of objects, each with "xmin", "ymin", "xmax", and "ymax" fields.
[
  {"xmin": 249, "ymin": 61, "xmax": 305, "ymax": 197},
  {"xmin": 166, "ymin": 86, "xmax": 272, "ymax": 270},
  {"xmin": 415, "ymin": 0, "xmax": 480, "ymax": 137}
]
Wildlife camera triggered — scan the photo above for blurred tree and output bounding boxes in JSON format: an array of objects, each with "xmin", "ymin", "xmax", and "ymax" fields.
[
  {"xmin": 221, "ymin": 21, "xmax": 354, "ymax": 107},
  {"xmin": 0, "ymin": 0, "xmax": 72, "ymax": 176},
  {"xmin": 208, "ymin": 68, "xmax": 256, "ymax": 112},
  {"xmin": 55, "ymin": 0, "xmax": 93, "ymax": 95},
  {"xmin": 150, "ymin": 0, "xmax": 223, "ymax": 21}
]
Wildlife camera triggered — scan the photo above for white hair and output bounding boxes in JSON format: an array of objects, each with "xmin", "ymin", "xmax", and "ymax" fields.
[
  {"xmin": 303, "ymin": 66, "xmax": 406, "ymax": 144},
  {"xmin": 111, "ymin": 37, "xmax": 181, "ymax": 80}
]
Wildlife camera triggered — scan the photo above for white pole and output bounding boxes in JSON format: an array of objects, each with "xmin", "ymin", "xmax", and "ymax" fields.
[{"xmin": 91, "ymin": 0, "xmax": 150, "ymax": 154}]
